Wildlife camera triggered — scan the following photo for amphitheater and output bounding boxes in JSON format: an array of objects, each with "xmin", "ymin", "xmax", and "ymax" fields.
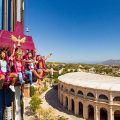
[{"xmin": 58, "ymin": 72, "xmax": 120, "ymax": 120}]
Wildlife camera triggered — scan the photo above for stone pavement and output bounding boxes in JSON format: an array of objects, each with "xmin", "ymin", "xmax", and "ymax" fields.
[{"xmin": 24, "ymin": 87, "xmax": 85, "ymax": 120}]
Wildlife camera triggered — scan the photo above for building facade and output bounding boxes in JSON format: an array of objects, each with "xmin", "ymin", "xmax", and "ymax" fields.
[
  {"xmin": 58, "ymin": 72, "xmax": 120, "ymax": 120},
  {"xmin": 1, "ymin": 0, "xmax": 24, "ymax": 31}
]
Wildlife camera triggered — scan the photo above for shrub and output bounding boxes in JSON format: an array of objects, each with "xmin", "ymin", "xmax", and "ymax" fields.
[
  {"xmin": 41, "ymin": 87, "xmax": 48, "ymax": 92},
  {"xmin": 36, "ymin": 107, "xmax": 68, "ymax": 120},
  {"xmin": 29, "ymin": 94, "xmax": 42, "ymax": 112}
]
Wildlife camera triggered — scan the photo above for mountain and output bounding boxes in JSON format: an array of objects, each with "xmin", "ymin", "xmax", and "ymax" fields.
[{"xmin": 100, "ymin": 59, "xmax": 120, "ymax": 65}]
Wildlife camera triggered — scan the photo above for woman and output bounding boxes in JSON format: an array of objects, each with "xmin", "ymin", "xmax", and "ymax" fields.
[
  {"xmin": 11, "ymin": 48, "xmax": 25, "ymax": 85},
  {"xmin": 0, "ymin": 49, "xmax": 17, "ymax": 92},
  {"xmin": 36, "ymin": 53, "xmax": 52, "ymax": 84},
  {"xmin": 24, "ymin": 50, "xmax": 41, "ymax": 86}
]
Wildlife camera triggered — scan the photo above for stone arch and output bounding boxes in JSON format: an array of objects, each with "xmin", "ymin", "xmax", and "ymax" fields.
[
  {"xmin": 70, "ymin": 88, "xmax": 75, "ymax": 93},
  {"xmin": 113, "ymin": 96, "xmax": 120, "ymax": 101},
  {"xmin": 114, "ymin": 110, "xmax": 120, "ymax": 120},
  {"xmin": 78, "ymin": 101, "xmax": 83, "ymax": 117},
  {"xmin": 78, "ymin": 90, "xmax": 84, "ymax": 96},
  {"xmin": 99, "ymin": 94, "xmax": 108, "ymax": 100},
  {"xmin": 87, "ymin": 92, "xmax": 95, "ymax": 98},
  {"xmin": 88, "ymin": 105, "xmax": 94, "ymax": 120},
  {"xmin": 100, "ymin": 108, "xmax": 108, "ymax": 120},
  {"xmin": 71, "ymin": 99, "xmax": 75, "ymax": 113}
]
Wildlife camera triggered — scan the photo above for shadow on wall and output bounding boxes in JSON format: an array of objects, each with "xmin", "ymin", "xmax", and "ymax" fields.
[{"xmin": 45, "ymin": 88, "xmax": 77, "ymax": 116}]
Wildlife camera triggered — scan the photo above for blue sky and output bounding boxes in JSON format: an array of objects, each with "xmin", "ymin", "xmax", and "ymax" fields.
[{"xmin": 1, "ymin": 0, "xmax": 120, "ymax": 63}]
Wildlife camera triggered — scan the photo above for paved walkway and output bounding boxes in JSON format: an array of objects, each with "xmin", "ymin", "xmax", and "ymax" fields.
[
  {"xmin": 24, "ymin": 87, "xmax": 85, "ymax": 120},
  {"xmin": 40, "ymin": 87, "xmax": 84, "ymax": 120}
]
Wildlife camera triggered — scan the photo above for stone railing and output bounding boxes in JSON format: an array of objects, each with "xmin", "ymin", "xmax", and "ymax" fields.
[
  {"xmin": 77, "ymin": 94, "xmax": 84, "ymax": 98},
  {"xmin": 98, "ymin": 99, "xmax": 109, "ymax": 103},
  {"xmin": 70, "ymin": 92, "xmax": 75, "ymax": 96},
  {"xmin": 86, "ymin": 96, "xmax": 95, "ymax": 100}
]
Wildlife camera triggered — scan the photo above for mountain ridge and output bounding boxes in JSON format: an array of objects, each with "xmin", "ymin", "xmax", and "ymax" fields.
[{"xmin": 100, "ymin": 59, "xmax": 120, "ymax": 65}]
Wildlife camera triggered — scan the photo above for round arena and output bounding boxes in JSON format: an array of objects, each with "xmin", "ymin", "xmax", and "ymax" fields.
[{"xmin": 58, "ymin": 72, "xmax": 120, "ymax": 120}]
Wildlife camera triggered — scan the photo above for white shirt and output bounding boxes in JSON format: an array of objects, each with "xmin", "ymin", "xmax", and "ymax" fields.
[
  {"xmin": 0, "ymin": 60, "xmax": 7, "ymax": 73},
  {"xmin": 28, "ymin": 60, "xmax": 34, "ymax": 69}
]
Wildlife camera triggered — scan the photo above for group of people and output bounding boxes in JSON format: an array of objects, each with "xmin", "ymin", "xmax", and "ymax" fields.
[{"xmin": 0, "ymin": 44, "xmax": 52, "ymax": 92}]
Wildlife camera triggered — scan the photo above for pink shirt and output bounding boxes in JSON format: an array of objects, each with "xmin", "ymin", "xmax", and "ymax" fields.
[{"xmin": 16, "ymin": 61, "xmax": 22, "ymax": 72}]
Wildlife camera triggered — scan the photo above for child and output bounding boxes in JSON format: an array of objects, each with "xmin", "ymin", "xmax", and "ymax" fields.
[
  {"xmin": 0, "ymin": 49, "xmax": 17, "ymax": 92},
  {"xmin": 12, "ymin": 48, "xmax": 25, "ymax": 85},
  {"xmin": 36, "ymin": 53, "xmax": 52, "ymax": 84},
  {"xmin": 24, "ymin": 50, "xmax": 41, "ymax": 86}
]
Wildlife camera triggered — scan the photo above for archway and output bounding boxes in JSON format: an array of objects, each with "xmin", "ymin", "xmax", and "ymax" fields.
[
  {"xmin": 65, "ymin": 96, "xmax": 68, "ymax": 109},
  {"xmin": 71, "ymin": 99, "xmax": 75, "ymax": 113},
  {"xmin": 88, "ymin": 105, "xmax": 94, "ymax": 120},
  {"xmin": 100, "ymin": 108, "xmax": 108, "ymax": 120},
  {"xmin": 99, "ymin": 94, "xmax": 108, "ymax": 101},
  {"xmin": 78, "ymin": 90, "xmax": 84, "ymax": 97},
  {"xmin": 78, "ymin": 90, "xmax": 83, "ymax": 95},
  {"xmin": 114, "ymin": 110, "xmax": 120, "ymax": 120},
  {"xmin": 113, "ymin": 96, "xmax": 120, "ymax": 101},
  {"xmin": 70, "ymin": 88, "xmax": 75, "ymax": 92},
  {"xmin": 79, "ymin": 102, "xmax": 83, "ymax": 117},
  {"xmin": 87, "ymin": 92, "xmax": 95, "ymax": 98}
]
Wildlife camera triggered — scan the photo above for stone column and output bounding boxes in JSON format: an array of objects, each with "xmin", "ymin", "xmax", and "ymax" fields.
[
  {"xmin": 108, "ymin": 92, "xmax": 114, "ymax": 120},
  {"xmin": 75, "ymin": 99, "xmax": 79, "ymax": 115},
  {"xmin": 63, "ymin": 95, "xmax": 66, "ymax": 107},
  {"xmin": 83, "ymin": 102, "xmax": 88, "ymax": 119},
  {"xmin": 68, "ymin": 97, "xmax": 71, "ymax": 111},
  {"xmin": 108, "ymin": 106, "xmax": 114, "ymax": 120},
  {"xmin": 94, "ymin": 104, "xmax": 99, "ymax": 120},
  {"xmin": 95, "ymin": 90, "xmax": 98, "ymax": 101},
  {"xmin": 109, "ymin": 92, "xmax": 113, "ymax": 104}
]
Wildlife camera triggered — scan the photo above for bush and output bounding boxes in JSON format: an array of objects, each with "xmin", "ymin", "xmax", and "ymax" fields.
[
  {"xmin": 41, "ymin": 87, "xmax": 48, "ymax": 92},
  {"xmin": 36, "ymin": 107, "xmax": 68, "ymax": 120},
  {"xmin": 53, "ymin": 78, "xmax": 59, "ymax": 84},
  {"xmin": 53, "ymin": 73, "xmax": 59, "ymax": 78},
  {"xmin": 29, "ymin": 94, "xmax": 42, "ymax": 112}
]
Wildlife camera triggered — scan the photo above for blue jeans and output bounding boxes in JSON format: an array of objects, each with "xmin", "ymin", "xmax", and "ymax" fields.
[
  {"xmin": 17, "ymin": 72, "xmax": 24, "ymax": 85},
  {"xmin": 25, "ymin": 70, "xmax": 32, "ymax": 85}
]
